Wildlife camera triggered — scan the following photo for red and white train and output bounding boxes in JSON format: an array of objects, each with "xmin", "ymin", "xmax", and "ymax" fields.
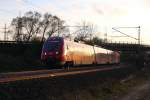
[{"xmin": 41, "ymin": 37, "xmax": 120, "ymax": 67}]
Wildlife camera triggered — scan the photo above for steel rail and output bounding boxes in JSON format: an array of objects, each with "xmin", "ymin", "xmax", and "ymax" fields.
[{"xmin": 0, "ymin": 65, "xmax": 127, "ymax": 83}]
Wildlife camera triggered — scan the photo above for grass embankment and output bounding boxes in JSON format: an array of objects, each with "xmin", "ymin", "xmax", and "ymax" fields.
[{"xmin": 0, "ymin": 66, "xmax": 149, "ymax": 100}]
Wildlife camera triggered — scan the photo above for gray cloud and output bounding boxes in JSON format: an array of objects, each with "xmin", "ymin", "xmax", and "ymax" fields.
[
  {"xmin": 92, "ymin": 4, "xmax": 104, "ymax": 15},
  {"xmin": 93, "ymin": 5, "xmax": 104, "ymax": 15},
  {"xmin": 93, "ymin": 3, "xmax": 128, "ymax": 17}
]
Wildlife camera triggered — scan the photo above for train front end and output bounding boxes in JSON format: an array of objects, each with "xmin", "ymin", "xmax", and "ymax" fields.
[{"xmin": 41, "ymin": 37, "xmax": 65, "ymax": 66}]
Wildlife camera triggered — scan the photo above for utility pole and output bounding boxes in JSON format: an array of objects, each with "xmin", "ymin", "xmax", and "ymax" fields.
[
  {"xmin": 104, "ymin": 27, "xmax": 107, "ymax": 43},
  {"xmin": 112, "ymin": 26, "xmax": 143, "ymax": 67},
  {"xmin": 16, "ymin": 17, "xmax": 23, "ymax": 41},
  {"xmin": 15, "ymin": 11, "xmax": 23, "ymax": 42},
  {"xmin": 138, "ymin": 26, "xmax": 140, "ymax": 45},
  {"xmin": 4, "ymin": 24, "xmax": 8, "ymax": 41}
]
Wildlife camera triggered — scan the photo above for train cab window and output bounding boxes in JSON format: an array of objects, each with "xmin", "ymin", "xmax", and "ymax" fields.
[{"xmin": 43, "ymin": 40, "xmax": 61, "ymax": 51}]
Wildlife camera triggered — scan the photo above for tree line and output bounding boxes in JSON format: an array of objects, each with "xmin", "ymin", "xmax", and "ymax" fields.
[
  {"xmin": 11, "ymin": 11, "xmax": 66, "ymax": 42},
  {"xmin": 9, "ymin": 11, "xmax": 104, "ymax": 44}
]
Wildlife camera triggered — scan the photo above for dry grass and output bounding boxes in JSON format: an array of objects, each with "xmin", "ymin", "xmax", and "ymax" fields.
[{"xmin": 0, "ymin": 66, "xmax": 149, "ymax": 100}]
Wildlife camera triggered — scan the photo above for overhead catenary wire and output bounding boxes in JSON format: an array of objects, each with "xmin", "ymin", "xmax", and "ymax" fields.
[{"xmin": 112, "ymin": 27, "xmax": 139, "ymax": 40}]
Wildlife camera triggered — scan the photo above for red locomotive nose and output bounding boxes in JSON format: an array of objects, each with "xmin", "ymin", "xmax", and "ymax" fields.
[
  {"xmin": 48, "ymin": 52, "xmax": 54, "ymax": 55},
  {"xmin": 42, "ymin": 51, "xmax": 52, "ymax": 56},
  {"xmin": 41, "ymin": 51, "xmax": 61, "ymax": 60},
  {"xmin": 41, "ymin": 51, "xmax": 51, "ymax": 60}
]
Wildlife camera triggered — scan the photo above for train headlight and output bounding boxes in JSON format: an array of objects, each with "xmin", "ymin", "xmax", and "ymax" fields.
[
  {"xmin": 44, "ymin": 52, "xmax": 47, "ymax": 55},
  {"xmin": 56, "ymin": 51, "xmax": 59, "ymax": 54}
]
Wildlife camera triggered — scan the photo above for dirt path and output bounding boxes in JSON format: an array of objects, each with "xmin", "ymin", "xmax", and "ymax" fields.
[{"xmin": 120, "ymin": 79, "xmax": 150, "ymax": 100}]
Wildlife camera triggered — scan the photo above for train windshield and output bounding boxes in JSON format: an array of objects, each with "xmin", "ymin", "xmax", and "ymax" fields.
[{"xmin": 43, "ymin": 40, "xmax": 61, "ymax": 51}]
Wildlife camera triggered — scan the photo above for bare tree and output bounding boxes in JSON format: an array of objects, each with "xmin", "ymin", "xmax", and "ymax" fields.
[
  {"xmin": 11, "ymin": 11, "xmax": 67, "ymax": 42},
  {"xmin": 11, "ymin": 11, "xmax": 42, "ymax": 41},
  {"xmin": 22, "ymin": 11, "xmax": 42, "ymax": 41},
  {"xmin": 41, "ymin": 13, "xmax": 66, "ymax": 42},
  {"xmin": 74, "ymin": 21, "xmax": 95, "ymax": 41}
]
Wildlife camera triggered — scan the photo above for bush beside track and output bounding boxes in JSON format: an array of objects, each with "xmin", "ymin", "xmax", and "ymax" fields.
[{"xmin": 0, "ymin": 41, "xmax": 44, "ymax": 72}]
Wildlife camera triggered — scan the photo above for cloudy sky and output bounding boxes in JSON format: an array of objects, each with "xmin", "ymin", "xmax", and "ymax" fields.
[{"xmin": 0, "ymin": 0, "xmax": 150, "ymax": 44}]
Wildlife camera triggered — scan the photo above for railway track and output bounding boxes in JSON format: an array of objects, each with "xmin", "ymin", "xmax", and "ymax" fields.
[{"xmin": 0, "ymin": 64, "xmax": 128, "ymax": 83}]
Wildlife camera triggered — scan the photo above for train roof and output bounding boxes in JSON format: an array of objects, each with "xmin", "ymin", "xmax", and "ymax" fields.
[
  {"xmin": 47, "ymin": 36, "xmax": 115, "ymax": 52},
  {"xmin": 47, "ymin": 36, "xmax": 63, "ymax": 40}
]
